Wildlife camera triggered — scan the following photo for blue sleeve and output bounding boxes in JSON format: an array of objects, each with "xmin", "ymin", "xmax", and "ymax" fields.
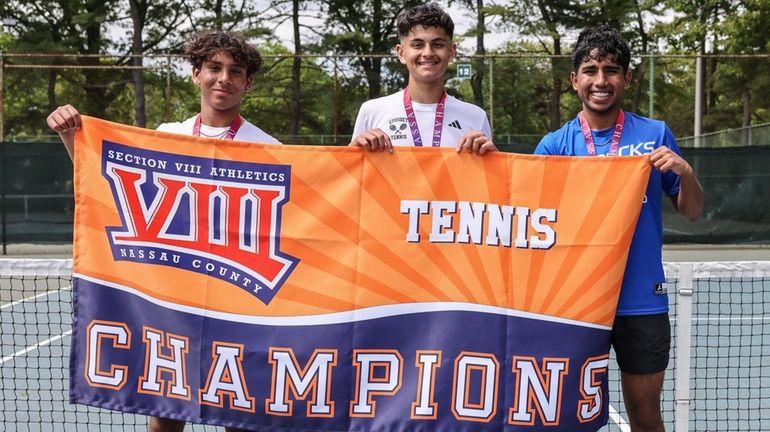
[
  {"xmin": 534, "ymin": 133, "xmax": 557, "ymax": 155},
  {"xmin": 661, "ymin": 123, "xmax": 681, "ymax": 196}
]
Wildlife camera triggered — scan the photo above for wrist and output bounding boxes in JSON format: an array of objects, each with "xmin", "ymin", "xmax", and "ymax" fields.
[{"xmin": 681, "ymin": 163, "xmax": 694, "ymax": 178}]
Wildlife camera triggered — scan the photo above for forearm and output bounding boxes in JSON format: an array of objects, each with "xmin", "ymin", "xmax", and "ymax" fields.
[{"xmin": 675, "ymin": 168, "xmax": 704, "ymax": 221}]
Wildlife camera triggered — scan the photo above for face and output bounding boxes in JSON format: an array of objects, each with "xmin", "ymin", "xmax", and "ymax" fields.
[
  {"xmin": 571, "ymin": 50, "xmax": 631, "ymax": 116},
  {"xmin": 192, "ymin": 51, "xmax": 252, "ymax": 113},
  {"xmin": 396, "ymin": 25, "xmax": 456, "ymax": 85}
]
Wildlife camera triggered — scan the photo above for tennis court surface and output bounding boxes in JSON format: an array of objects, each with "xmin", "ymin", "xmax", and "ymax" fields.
[{"xmin": 2, "ymin": 257, "xmax": 769, "ymax": 431}]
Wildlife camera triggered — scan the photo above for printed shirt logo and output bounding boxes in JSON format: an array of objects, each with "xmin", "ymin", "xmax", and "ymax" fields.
[
  {"xmin": 387, "ymin": 117, "xmax": 408, "ymax": 141},
  {"xmin": 101, "ymin": 141, "xmax": 299, "ymax": 304},
  {"xmin": 448, "ymin": 120, "xmax": 462, "ymax": 130}
]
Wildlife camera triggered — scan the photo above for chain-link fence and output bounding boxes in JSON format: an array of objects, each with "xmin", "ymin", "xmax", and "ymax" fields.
[{"xmin": 4, "ymin": 52, "xmax": 770, "ymax": 148}]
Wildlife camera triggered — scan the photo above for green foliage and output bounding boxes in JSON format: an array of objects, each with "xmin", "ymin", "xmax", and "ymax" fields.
[
  {"xmin": 237, "ymin": 43, "xmax": 341, "ymax": 143},
  {"xmin": 1, "ymin": 0, "xmax": 770, "ymax": 145},
  {"xmin": 0, "ymin": 33, "xmax": 13, "ymax": 50}
]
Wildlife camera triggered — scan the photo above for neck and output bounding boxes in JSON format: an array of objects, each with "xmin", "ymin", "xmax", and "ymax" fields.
[
  {"xmin": 199, "ymin": 104, "xmax": 240, "ymax": 127},
  {"xmin": 407, "ymin": 79, "xmax": 445, "ymax": 103},
  {"xmin": 582, "ymin": 107, "xmax": 621, "ymax": 130}
]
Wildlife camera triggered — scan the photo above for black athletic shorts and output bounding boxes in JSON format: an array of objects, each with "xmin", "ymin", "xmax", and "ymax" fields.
[{"xmin": 611, "ymin": 313, "xmax": 671, "ymax": 374}]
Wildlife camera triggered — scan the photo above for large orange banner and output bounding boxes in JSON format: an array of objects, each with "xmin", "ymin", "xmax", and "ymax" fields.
[{"xmin": 70, "ymin": 116, "xmax": 650, "ymax": 431}]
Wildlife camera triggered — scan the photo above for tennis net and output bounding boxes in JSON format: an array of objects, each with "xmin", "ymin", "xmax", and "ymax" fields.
[{"xmin": 1, "ymin": 259, "xmax": 768, "ymax": 431}]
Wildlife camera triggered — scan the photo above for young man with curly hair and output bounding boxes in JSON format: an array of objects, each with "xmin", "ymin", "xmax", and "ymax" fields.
[{"xmin": 47, "ymin": 31, "xmax": 276, "ymax": 432}]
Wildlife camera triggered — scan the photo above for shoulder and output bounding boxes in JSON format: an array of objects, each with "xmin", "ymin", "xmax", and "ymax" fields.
[
  {"xmin": 625, "ymin": 111, "xmax": 668, "ymax": 130},
  {"xmin": 446, "ymin": 94, "xmax": 486, "ymax": 116},
  {"xmin": 238, "ymin": 120, "xmax": 282, "ymax": 144},
  {"xmin": 358, "ymin": 91, "xmax": 403, "ymax": 113},
  {"xmin": 534, "ymin": 118, "xmax": 580, "ymax": 155},
  {"xmin": 445, "ymin": 95, "xmax": 491, "ymax": 136},
  {"xmin": 543, "ymin": 118, "xmax": 581, "ymax": 141},
  {"xmin": 624, "ymin": 112, "xmax": 679, "ymax": 149},
  {"xmin": 156, "ymin": 116, "xmax": 196, "ymax": 134}
]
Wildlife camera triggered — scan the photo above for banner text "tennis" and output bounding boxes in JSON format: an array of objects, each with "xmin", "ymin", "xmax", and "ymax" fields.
[{"xmin": 401, "ymin": 200, "xmax": 557, "ymax": 249}]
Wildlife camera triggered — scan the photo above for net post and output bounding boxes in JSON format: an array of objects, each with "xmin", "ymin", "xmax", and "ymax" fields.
[{"xmin": 674, "ymin": 262, "xmax": 694, "ymax": 432}]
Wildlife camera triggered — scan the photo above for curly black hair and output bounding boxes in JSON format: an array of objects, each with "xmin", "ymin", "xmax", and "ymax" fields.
[
  {"xmin": 396, "ymin": 3, "xmax": 454, "ymax": 39},
  {"xmin": 572, "ymin": 25, "xmax": 631, "ymax": 72},
  {"xmin": 184, "ymin": 31, "xmax": 263, "ymax": 76}
]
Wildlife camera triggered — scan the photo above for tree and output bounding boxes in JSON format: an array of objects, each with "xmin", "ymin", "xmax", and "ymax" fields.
[
  {"xmin": 0, "ymin": 0, "xmax": 125, "ymax": 135},
  {"xmin": 720, "ymin": 0, "xmax": 770, "ymax": 113},
  {"xmin": 489, "ymin": 1, "xmax": 584, "ymax": 130},
  {"xmin": 658, "ymin": 0, "xmax": 734, "ymax": 133},
  {"xmin": 322, "ymin": 0, "xmax": 422, "ymax": 99},
  {"xmin": 263, "ymin": 0, "xmax": 325, "ymax": 137},
  {"xmin": 125, "ymin": 0, "xmax": 186, "ymax": 127},
  {"xmin": 450, "ymin": 0, "xmax": 489, "ymax": 107},
  {"xmin": 240, "ymin": 43, "xmax": 339, "ymax": 143}
]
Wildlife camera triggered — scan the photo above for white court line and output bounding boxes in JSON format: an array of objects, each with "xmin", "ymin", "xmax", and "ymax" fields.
[
  {"xmin": 608, "ymin": 404, "xmax": 631, "ymax": 431},
  {"xmin": 0, "ymin": 330, "xmax": 72, "ymax": 365},
  {"xmin": 0, "ymin": 285, "xmax": 72, "ymax": 310}
]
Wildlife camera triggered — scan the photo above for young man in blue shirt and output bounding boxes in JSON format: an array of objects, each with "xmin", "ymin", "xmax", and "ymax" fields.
[{"xmin": 535, "ymin": 26, "xmax": 703, "ymax": 432}]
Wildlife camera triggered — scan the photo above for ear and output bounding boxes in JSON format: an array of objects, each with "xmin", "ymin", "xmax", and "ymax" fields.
[
  {"xmin": 570, "ymin": 71, "xmax": 578, "ymax": 91},
  {"xmin": 624, "ymin": 70, "xmax": 632, "ymax": 89},
  {"xmin": 192, "ymin": 66, "xmax": 201, "ymax": 85},
  {"xmin": 449, "ymin": 41, "xmax": 457, "ymax": 61},
  {"xmin": 245, "ymin": 75, "xmax": 253, "ymax": 91},
  {"xmin": 396, "ymin": 44, "xmax": 407, "ymax": 65}
]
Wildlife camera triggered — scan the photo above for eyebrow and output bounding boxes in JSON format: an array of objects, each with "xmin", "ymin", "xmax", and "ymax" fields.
[
  {"xmin": 581, "ymin": 63, "xmax": 621, "ymax": 70},
  {"xmin": 409, "ymin": 37, "xmax": 448, "ymax": 43},
  {"xmin": 205, "ymin": 60, "xmax": 246, "ymax": 69}
]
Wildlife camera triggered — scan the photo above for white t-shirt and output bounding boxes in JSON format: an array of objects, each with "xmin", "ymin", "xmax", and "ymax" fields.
[
  {"xmin": 352, "ymin": 89, "xmax": 492, "ymax": 147},
  {"xmin": 157, "ymin": 115, "xmax": 281, "ymax": 144}
]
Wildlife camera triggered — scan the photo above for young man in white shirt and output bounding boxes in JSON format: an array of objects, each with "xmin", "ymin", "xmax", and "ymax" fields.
[
  {"xmin": 349, "ymin": 3, "xmax": 496, "ymax": 155},
  {"xmin": 46, "ymin": 31, "xmax": 275, "ymax": 432}
]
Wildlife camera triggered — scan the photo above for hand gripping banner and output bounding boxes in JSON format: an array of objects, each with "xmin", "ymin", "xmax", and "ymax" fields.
[{"xmin": 69, "ymin": 116, "xmax": 651, "ymax": 431}]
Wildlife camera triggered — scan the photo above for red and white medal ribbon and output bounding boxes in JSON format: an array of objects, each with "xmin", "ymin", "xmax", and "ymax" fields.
[
  {"xmin": 403, "ymin": 87, "xmax": 447, "ymax": 147},
  {"xmin": 192, "ymin": 114, "xmax": 244, "ymax": 141},
  {"xmin": 578, "ymin": 109, "xmax": 625, "ymax": 156}
]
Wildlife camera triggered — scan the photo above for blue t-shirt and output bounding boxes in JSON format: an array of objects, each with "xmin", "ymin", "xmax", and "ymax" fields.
[{"xmin": 534, "ymin": 112, "xmax": 681, "ymax": 315}]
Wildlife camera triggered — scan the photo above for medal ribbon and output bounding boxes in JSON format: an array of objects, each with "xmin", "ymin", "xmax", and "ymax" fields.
[
  {"xmin": 192, "ymin": 114, "xmax": 243, "ymax": 141},
  {"xmin": 403, "ymin": 87, "xmax": 447, "ymax": 147},
  {"xmin": 578, "ymin": 109, "xmax": 625, "ymax": 156}
]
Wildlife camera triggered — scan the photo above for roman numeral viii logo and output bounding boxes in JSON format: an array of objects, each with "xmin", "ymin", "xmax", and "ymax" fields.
[{"xmin": 101, "ymin": 141, "xmax": 299, "ymax": 304}]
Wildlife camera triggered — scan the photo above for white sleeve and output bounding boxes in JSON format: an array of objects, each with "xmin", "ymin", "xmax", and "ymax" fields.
[
  {"xmin": 480, "ymin": 112, "xmax": 493, "ymax": 141},
  {"xmin": 352, "ymin": 103, "xmax": 371, "ymax": 138}
]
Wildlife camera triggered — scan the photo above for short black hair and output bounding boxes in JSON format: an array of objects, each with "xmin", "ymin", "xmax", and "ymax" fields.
[
  {"xmin": 572, "ymin": 25, "xmax": 631, "ymax": 72},
  {"xmin": 185, "ymin": 31, "xmax": 263, "ymax": 76},
  {"xmin": 396, "ymin": 3, "xmax": 454, "ymax": 39}
]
